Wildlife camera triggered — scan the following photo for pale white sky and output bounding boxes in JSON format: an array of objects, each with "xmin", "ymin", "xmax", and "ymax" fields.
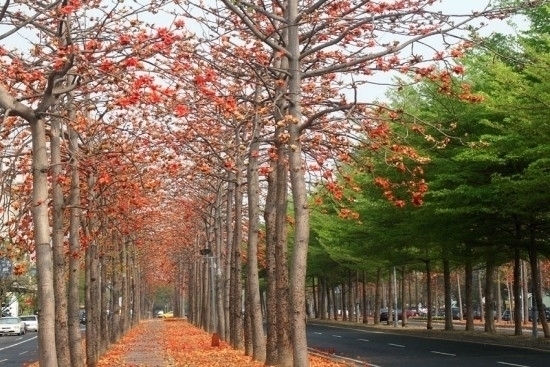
[{"xmin": 358, "ymin": 0, "xmax": 529, "ymax": 102}]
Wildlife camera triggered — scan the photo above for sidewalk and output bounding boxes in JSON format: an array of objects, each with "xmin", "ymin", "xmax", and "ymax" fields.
[
  {"xmin": 104, "ymin": 319, "xmax": 347, "ymax": 367},
  {"xmin": 122, "ymin": 320, "xmax": 173, "ymax": 366}
]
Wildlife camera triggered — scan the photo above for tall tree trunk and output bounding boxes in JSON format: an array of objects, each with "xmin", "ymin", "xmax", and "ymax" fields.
[
  {"xmin": 478, "ymin": 269, "xmax": 484, "ymax": 322},
  {"xmin": 341, "ymin": 281, "xmax": 347, "ymax": 321},
  {"xmin": 319, "ymin": 277, "xmax": 326, "ymax": 320},
  {"xmin": 120, "ymin": 238, "xmax": 129, "ymax": 335},
  {"xmin": 528, "ymin": 225, "xmax": 550, "ymax": 337},
  {"xmin": 31, "ymin": 116, "xmax": 59, "ymax": 367},
  {"xmin": 111, "ymin": 236, "xmax": 122, "ymax": 343},
  {"xmin": 401, "ymin": 267, "xmax": 407, "ymax": 327},
  {"xmin": 425, "ymin": 260, "xmax": 433, "ymax": 330},
  {"xmin": 264, "ymin": 160, "xmax": 278, "ymax": 365},
  {"xmin": 348, "ymin": 271, "xmax": 353, "ymax": 322},
  {"xmin": 362, "ymin": 272, "xmax": 368, "ymax": 324},
  {"xmin": 100, "ymin": 254, "xmax": 110, "ymax": 354},
  {"xmin": 443, "ymin": 259, "xmax": 453, "ymax": 330},
  {"xmin": 51, "ymin": 115, "xmax": 71, "ymax": 367},
  {"xmin": 68, "ymin": 122, "xmax": 84, "ymax": 367},
  {"xmin": 522, "ymin": 260, "xmax": 529, "ymax": 325},
  {"xmin": 230, "ymin": 146, "xmax": 244, "ymax": 349},
  {"xmin": 329, "ymin": 285, "xmax": 335, "ymax": 321},
  {"xmin": 244, "ymin": 277, "xmax": 252, "ymax": 356},
  {"xmin": 387, "ymin": 271, "xmax": 393, "ymax": 325},
  {"xmin": 275, "ymin": 131, "xmax": 292, "ymax": 365},
  {"xmin": 214, "ymin": 192, "xmax": 225, "ymax": 339},
  {"xmin": 287, "ymin": 0, "xmax": 309, "ymax": 362},
  {"xmin": 201, "ymin": 253, "xmax": 209, "ymax": 331},
  {"xmin": 465, "ymin": 254, "xmax": 474, "ymax": 331},
  {"xmin": 374, "ymin": 267, "xmax": 381, "ymax": 324},
  {"xmin": 313, "ymin": 277, "xmax": 318, "ymax": 319},
  {"xmin": 224, "ymin": 178, "xmax": 234, "ymax": 342},
  {"xmin": 513, "ymin": 247, "xmax": 523, "ymax": 335},
  {"xmin": 246, "ymin": 93, "xmax": 266, "ymax": 362},
  {"xmin": 131, "ymin": 247, "xmax": 140, "ymax": 326},
  {"xmin": 457, "ymin": 271, "xmax": 463, "ymax": 321},
  {"xmin": 484, "ymin": 258, "xmax": 496, "ymax": 333},
  {"xmin": 84, "ymin": 176, "xmax": 100, "ymax": 367},
  {"xmin": 496, "ymin": 267, "xmax": 502, "ymax": 323}
]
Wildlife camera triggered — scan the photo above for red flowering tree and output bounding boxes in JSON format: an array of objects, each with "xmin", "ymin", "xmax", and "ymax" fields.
[{"xmin": 176, "ymin": 0, "xmax": 538, "ymax": 365}]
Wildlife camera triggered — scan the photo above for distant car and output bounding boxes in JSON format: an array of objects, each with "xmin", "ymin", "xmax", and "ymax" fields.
[
  {"xmin": 379, "ymin": 308, "xmax": 402, "ymax": 322},
  {"xmin": 469, "ymin": 310, "xmax": 482, "ymax": 320},
  {"xmin": 451, "ymin": 307, "xmax": 461, "ymax": 320},
  {"xmin": 379, "ymin": 308, "xmax": 388, "ymax": 321},
  {"xmin": 156, "ymin": 311, "xmax": 164, "ymax": 318},
  {"xmin": 501, "ymin": 310, "xmax": 511, "ymax": 321},
  {"xmin": 528, "ymin": 308, "xmax": 550, "ymax": 322},
  {"xmin": 163, "ymin": 311, "xmax": 174, "ymax": 318},
  {"xmin": 20, "ymin": 315, "xmax": 38, "ymax": 332},
  {"xmin": 0, "ymin": 317, "xmax": 26, "ymax": 336}
]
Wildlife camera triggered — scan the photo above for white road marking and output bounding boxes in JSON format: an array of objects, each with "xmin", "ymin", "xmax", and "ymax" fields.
[
  {"xmin": 0, "ymin": 335, "xmax": 38, "ymax": 351},
  {"xmin": 358, "ymin": 338, "xmax": 370, "ymax": 342},
  {"xmin": 328, "ymin": 353, "xmax": 382, "ymax": 367},
  {"xmin": 430, "ymin": 351, "xmax": 456, "ymax": 356},
  {"xmin": 331, "ymin": 334, "xmax": 342, "ymax": 338},
  {"xmin": 313, "ymin": 332, "xmax": 323, "ymax": 334},
  {"xmin": 19, "ymin": 350, "xmax": 28, "ymax": 355},
  {"xmin": 0, "ymin": 359, "xmax": 7, "ymax": 363},
  {"xmin": 497, "ymin": 362, "xmax": 531, "ymax": 367},
  {"xmin": 388, "ymin": 343, "xmax": 405, "ymax": 347}
]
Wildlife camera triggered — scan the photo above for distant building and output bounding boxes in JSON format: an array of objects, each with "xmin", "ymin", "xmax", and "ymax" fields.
[{"xmin": 2, "ymin": 293, "xmax": 19, "ymax": 317}]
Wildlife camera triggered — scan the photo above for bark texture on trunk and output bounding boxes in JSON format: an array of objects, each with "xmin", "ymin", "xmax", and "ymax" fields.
[
  {"xmin": 264, "ymin": 162, "xmax": 278, "ymax": 365},
  {"xmin": 51, "ymin": 115, "xmax": 71, "ymax": 367},
  {"xmin": 68, "ymin": 123, "xmax": 84, "ymax": 367},
  {"xmin": 246, "ymin": 98, "xmax": 266, "ymax": 362},
  {"xmin": 443, "ymin": 259, "xmax": 453, "ymax": 331},
  {"xmin": 484, "ymin": 258, "xmax": 496, "ymax": 333},
  {"xmin": 32, "ymin": 116, "xmax": 59, "ymax": 367}
]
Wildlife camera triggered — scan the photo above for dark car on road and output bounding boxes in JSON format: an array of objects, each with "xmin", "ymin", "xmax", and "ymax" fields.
[
  {"xmin": 380, "ymin": 308, "xmax": 403, "ymax": 322},
  {"xmin": 528, "ymin": 307, "xmax": 550, "ymax": 322},
  {"xmin": 501, "ymin": 310, "xmax": 511, "ymax": 321}
]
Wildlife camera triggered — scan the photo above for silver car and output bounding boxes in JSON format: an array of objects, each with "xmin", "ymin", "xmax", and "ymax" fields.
[
  {"xmin": 20, "ymin": 315, "xmax": 38, "ymax": 332},
  {"xmin": 0, "ymin": 316, "xmax": 26, "ymax": 336}
]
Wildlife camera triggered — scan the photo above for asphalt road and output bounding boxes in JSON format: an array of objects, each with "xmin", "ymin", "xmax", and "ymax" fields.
[
  {"xmin": 0, "ymin": 332, "xmax": 38, "ymax": 366},
  {"xmin": 307, "ymin": 322, "xmax": 550, "ymax": 367}
]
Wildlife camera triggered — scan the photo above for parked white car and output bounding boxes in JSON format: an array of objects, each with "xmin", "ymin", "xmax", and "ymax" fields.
[
  {"xmin": 0, "ymin": 316, "xmax": 26, "ymax": 336},
  {"xmin": 20, "ymin": 315, "xmax": 38, "ymax": 332}
]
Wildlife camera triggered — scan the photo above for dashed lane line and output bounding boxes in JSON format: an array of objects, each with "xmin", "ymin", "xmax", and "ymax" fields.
[
  {"xmin": 357, "ymin": 338, "xmax": 370, "ymax": 342},
  {"xmin": 430, "ymin": 351, "xmax": 456, "ymax": 356},
  {"xmin": 497, "ymin": 362, "xmax": 531, "ymax": 367},
  {"xmin": 388, "ymin": 343, "xmax": 405, "ymax": 347},
  {"xmin": 0, "ymin": 336, "xmax": 37, "ymax": 351}
]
